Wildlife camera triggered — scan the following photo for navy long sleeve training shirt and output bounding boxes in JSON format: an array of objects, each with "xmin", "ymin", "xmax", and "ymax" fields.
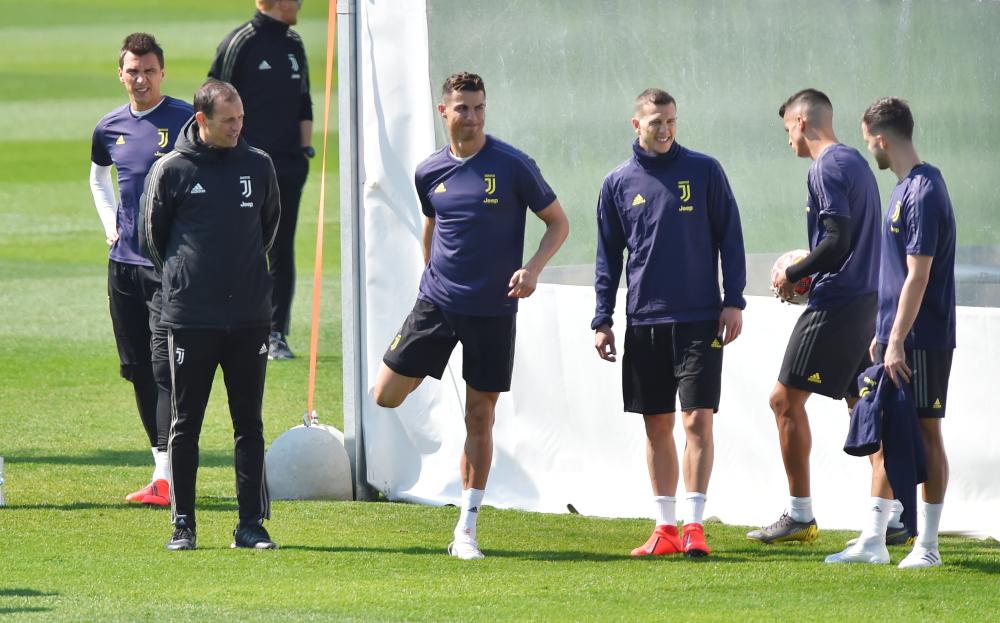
[{"xmin": 593, "ymin": 141, "xmax": 746, "ymax": 329}]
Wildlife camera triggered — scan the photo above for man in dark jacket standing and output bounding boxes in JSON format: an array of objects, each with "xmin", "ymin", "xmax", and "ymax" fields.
[
  {"xmin": 140, "ymin": 79, "xmax": 281, "ymax": 551},
  {"xmin": 209, "ymin": 0, "xmax": 312, "ymax": 360}
]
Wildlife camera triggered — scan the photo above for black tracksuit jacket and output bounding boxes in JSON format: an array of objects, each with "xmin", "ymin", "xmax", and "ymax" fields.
[{"xmin": 139, "ymin": 116, "xmax": 281, "ymax": 330}]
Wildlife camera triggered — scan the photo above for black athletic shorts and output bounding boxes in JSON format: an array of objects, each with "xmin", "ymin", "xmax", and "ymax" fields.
[
  {"xmin": 874, "ymin": 343, "xmax": 953, "ymax": 419},
  {"xmin": 382, "ymin": 299, "xmax": 516, "ymax": 393},
  {"xmin": 622, "ymin": 320, "xmax": 723, "ymax": 415},
  {"xmin": 108, "ymin": 260, "xmax": 161, "ymax": 378},
  {"xmin": 779, "ymin": 292, "xmax": 876, "ymax": 400}
]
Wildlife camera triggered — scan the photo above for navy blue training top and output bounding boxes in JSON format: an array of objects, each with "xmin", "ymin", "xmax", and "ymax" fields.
[
  {"xmin": 415, "ymin": 135, "xmax": 557, "ymax": 316},
  {"xmin": 876, "ymin": 163, "xmax": 956, "ymax": 350},
  {"xmin": 804, "ymin": 144, "xmax": 881, "ymax": 309},
  {"xmin": 592, "ymin": 141, "xmax": 746, "ymax": 329},
  {"xmin": 91, "ymin": 96, "xmax": 193, "ymax": 266}
]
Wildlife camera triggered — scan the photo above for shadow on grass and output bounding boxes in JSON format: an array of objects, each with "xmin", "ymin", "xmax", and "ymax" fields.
[
  {"xmin": 4, "ymin": 498, "xmax": 236, "ymax": 512},
  {"xmin": 8, "ymin": 449, "xmax": 232, "ymax": 468},
  {"xmin": 0, "ymin": 588, "xmax": 58, "ymax": 597},
  {"xmin": 0, "ymin": 608, "xmax": 53, "ymax": 614}
]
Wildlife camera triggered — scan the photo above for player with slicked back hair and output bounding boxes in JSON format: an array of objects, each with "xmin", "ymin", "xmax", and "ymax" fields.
[
  {"xmin": 748, "ymin": 88, "xmax": 882, "ymax": 547},
  {"xmin": 89, "ymin": 32, "xmax": 192, "ymax": 507},
  {"xmin": 825, "ymin": 97, "xmax": 956, "ymax": 568},
  {"xmin": 373, "ymin": 72, "xmax": 569, "ymax": 561}
]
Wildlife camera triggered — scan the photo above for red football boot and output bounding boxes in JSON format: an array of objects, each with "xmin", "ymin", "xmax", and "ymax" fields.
[
  {"xmin": 125, "ymin": 482, "xmax": 155, "ymax": 503},
  {"xmin": 683, "ymin": 523, "xmax": 711, "ymax": 558},
  {"xmin": 630, "ymin": 525, "xmax": 683, "ymax": 557},
  {"xmin": 140, "ymin": 479, "xmax": 170, "ymax": 507}
]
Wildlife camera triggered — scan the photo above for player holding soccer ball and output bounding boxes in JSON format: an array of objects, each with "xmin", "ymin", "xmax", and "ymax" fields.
[
  {"xmin": 593, "ymin": 89, "xmax": 746, "ymax": 558},
  {"xmin": 824, "ymin": 98, "xmax": 956, "ymax": 568},
  {"xmin": 748, "ymin": 89, "xmax": 881, "ymax": 545}
]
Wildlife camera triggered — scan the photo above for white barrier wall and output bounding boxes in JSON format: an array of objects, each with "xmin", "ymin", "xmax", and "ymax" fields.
[{"xmin": 355, "ymin": 1, "xmax": 999, "ymax": 539}]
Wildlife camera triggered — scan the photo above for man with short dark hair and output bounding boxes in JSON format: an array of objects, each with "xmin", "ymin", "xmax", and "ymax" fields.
[
  {"xmin": 373, "ymin": 72, "xmax": 569, "ymax": 560},
  {"xmin": 90, "ymin": 32, "xmax": 192, "ymax": 506},
  {"xmin": 825, "ymin": 97, "xmax": 956, "ymax": 567},
  {"xmin": 209, "ymin": 0, "xmax": 312, "ymax": 360},
  {"xmin": 593, "ymin": 88, "xmax": 746, "ymax": 558},
  {"xmin": 747, "ymin": 88, "xmax": 882, "ymax": 545},
  {"xmin": 140, "ymin": 79, "xmax": 281, "ymax": 551}
]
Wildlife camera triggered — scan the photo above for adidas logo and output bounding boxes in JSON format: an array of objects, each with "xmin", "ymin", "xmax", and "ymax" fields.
[
  {"xmin": 932, "ymin": 398, "xmax": 942, "ymax": 409},
  {"xmin": 468, "ymin": 506, "xmax": 478, "ymax": 514},
  {"xmin": 115, "ymin": 135, "xmax": 125, "ymax": 145},
  {"xmin": 258, "ymin": 343, "xmax": 267, "ymax": 355},
  {"xmin": 434, "ymin": 182, "xmax": 447, "ymax": 194},
  {"xmin": 191, "ymin": 183, "xmax": 206, "ymax": 194},
  {"xmin": 710, "ymin": 338, "xmax": 722, "ymax": 349},
  {"xmin": 807, "ymin": 372, "xmax": 822, "ymax": 383},
  {"xmin": 632, "ymin": 193, "xmax": 646, "ymax": 206},
  {"xmin": 258, "ymin": 60, "xmax": 272, "ymax": 70}
]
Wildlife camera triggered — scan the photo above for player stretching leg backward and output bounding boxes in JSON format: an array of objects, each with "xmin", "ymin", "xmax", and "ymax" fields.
[{"xmin": 373, "ymin": 72, "xmax": 569, "ymax": 561}]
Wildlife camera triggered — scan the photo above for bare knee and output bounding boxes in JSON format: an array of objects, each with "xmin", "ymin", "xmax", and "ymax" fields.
[
  {"xmin": 683, "ymin": 409, "xmax": 713, "ymax": 444},
  {"xmin": 465, "ymin": 390, "xmax": 499, "ymax": 437},
  {"xmin": 373, "ymin": 364, "xmax": 420, "ymax": 408},
  {"xmin": 643, "ymin": 413, "xmax": 675, "ymax": 440},
  {"xmin": 770, "ymin": 384, "xmax": 805, "ymax": 420}
]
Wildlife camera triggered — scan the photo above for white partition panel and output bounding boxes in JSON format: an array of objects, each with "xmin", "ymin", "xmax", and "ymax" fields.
[{"xmin": 352, "ymin": 1, "xmax": 999, "ymax": 539}]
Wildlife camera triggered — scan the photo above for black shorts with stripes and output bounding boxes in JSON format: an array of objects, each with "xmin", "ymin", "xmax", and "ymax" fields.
[
  {"xmin": 874, "ymin": 343, "xmax": 953, "ymax": 418},
  {"xmin": 778, "ymin": 292, "xmax": 876, "ymax": 400}
]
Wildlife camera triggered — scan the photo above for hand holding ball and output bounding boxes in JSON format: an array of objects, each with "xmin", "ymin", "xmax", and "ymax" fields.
[{"xmin": 770, "ymin": 249, "xmax": 812, "ymax": 305}]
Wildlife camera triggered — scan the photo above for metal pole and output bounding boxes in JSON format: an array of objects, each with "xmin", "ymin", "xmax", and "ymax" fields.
[{"xmin": 338, "ymin": 0, "xmax": 374, "ymax": 501}]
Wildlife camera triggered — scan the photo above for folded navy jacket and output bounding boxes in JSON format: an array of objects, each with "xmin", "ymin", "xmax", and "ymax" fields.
[{"xmin": 845, "ymin": 363, "xmax": 928, "ymax": 537}]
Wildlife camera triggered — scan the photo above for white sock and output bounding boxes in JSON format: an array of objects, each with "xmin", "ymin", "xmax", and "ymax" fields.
[
  {"xmin": 917, "ymin": 502, "xmax": 943, "ymax": 549},
  {"xmin": 887, "ymin": 499, "xmax": 904, "ymax": 529},
  {"xmin": 858, "ymin": 497, "xmax": 893, "ymax": 541},
  {"xmin": 455, "ymin": 488, "xmax": 485, "ymax": 540},
  {"xmin": 789, "ymin": 496, "xmax": 813, "ymax": 523},
  {"xmin": 684, "ymin": 492, "xmax": 707, "ymax": 526},
  {"xmin": 652, "ymin": 495, "xmax": 676, "ymax": 528},
  {"xmin": 152, "ymin": 448, "xmax": 170, "ymax": 482}
]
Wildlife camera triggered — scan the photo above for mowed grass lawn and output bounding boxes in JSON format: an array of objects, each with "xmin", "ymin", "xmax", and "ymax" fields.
[{"xmin": 1, "ymin": 2, "xmax": 998, "ymax": 621}]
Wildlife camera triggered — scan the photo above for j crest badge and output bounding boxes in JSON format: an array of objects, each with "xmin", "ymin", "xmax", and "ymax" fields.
[
  {"xmin": 157, "ymin": 128, "xmax": 169, "ymax": 148},
  {"xmin": 677, "ymin": 180, "xmax": 694, "ymax": 212},
  {"xmin": 483, "ymin": 174, "xmax": 499, "ymax": 205}
]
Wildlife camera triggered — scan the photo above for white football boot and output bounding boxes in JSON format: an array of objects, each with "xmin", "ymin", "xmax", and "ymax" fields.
[
  {"xmin": 898, "ymin": 545, "xmax": 942, "ymax": 569},
  {"xmin": 824, "ymin": 537, "xmax": 890, "ymax": 564},
  {"xmin": 448, "ymin": 531, "xmax": 485, "ymax": 561}
]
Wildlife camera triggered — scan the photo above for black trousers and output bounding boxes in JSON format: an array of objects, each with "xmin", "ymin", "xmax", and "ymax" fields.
[
  {"xmin": 269, "ymin": 156, "xmax": 309, "ymax": 336},
  {"xmin": 167, "ymin": 327, "xmax": 271, "ymax": 527},
  {"xmin": 108, "ymin": 260, "xmax": 161, "ymax": 448}
]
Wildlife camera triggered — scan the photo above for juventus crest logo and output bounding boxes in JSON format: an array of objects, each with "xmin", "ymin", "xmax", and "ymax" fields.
[
  {"xmin": 157, "ymin": 128, "xmax": 169, "ymax": 148},
  {"xmin": 288, "ymin": 53, "xmax": 300, "ymax": 72},
  {"xmin": 484, "ymin": 174, "xmax": 496, "ymax": 195},
  {"xmin": 677, "ymin": 180, "xmax": 692, "ymax": 202},
  {"xmin": 175, "ymin": 347, "xmax": 185, "ymax": 366},
  {"xmin": 240, "ymin": 176, "xmax": 252, "ymax": 198}
]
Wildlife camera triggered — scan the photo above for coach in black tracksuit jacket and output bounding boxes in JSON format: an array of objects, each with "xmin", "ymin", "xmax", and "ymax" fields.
[
  {"xmin": 209, "ymin": 0, "xmax": 312, "ymax": 357},
  {"xmin": 140, "ymin": 80, "xmax": 280, "ymax": 548}
]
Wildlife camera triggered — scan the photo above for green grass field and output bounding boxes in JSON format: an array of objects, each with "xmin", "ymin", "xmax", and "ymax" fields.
[{"xmin": 1, "ymin": 2, "xmax": 998, "ymax": 621}]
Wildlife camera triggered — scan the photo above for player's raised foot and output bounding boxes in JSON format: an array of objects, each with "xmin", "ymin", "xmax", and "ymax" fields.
[
  {"xmin": 682, "ymin": 523, "xmax": 711, "ymax": 558},
  {"xmin": 125, "ymin": 482, "xmax": 155, "ymax": 503},
  {"xmin": 166, "ymin": 519, "xmax": 196, "ymax": 551},
  {"xmin": 268, "ymin": 332, "xmax": 294, "ymax": 360},
  {"xmin": 747, "ymin": 512, "xmax": 819, "ymax": 544},
  {"xmin": 630, "ymin": 524, "xmax": 682, "ymax": 557},
  {"xmin": 847, "ymin": 525, "xmax": 914, "ymax": 547},
  {"xmin": 139, "ymin": 479, "xmax": 170, "ymax": 507},
  {"xmin": 824, "ymin": 538, "xmax": 890, "ymax": 564},
  {"xmin": 232, "ymin": 522, "xmax": 278, "ymax": 549},
  {"xmin": 898, "ymin": 545, "xmax": 941, "ymax": 569},
  {"xmin": 448, "ymin": 531, "xmax": 485, "ymax": 560}
]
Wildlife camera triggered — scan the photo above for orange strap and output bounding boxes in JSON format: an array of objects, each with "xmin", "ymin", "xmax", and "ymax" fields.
[{"xmin": 306, "ymin": 1, "xmax": 337, "ymax": 417}]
